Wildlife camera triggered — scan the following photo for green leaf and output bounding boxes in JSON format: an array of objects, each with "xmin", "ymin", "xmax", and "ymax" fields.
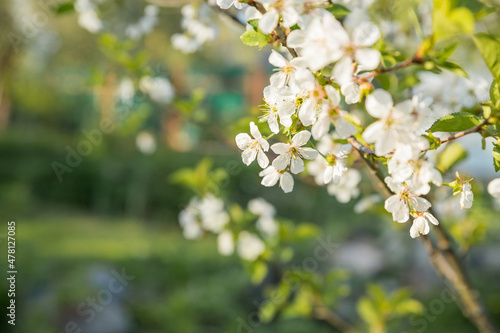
[
  {"xmin": 247, "ymin": 19, "xmax": 259, "ymax": 31},
  {"xmin": 251, "ymin": 261, "xmax": 268, "ymax": 284},
  {"xmin": 357, "ymin": 298, "xmax": 380, "ymax": 326},
  {"xmin": 439, "ymin": 61, "xmax": 468, "ymax": 77},
  {"xmin": 325, "ymin": 4, "xmax": 351, "ymax": 18},
  {"xmin": 53, "ymin": 2, "xmax": 74, "ymax": 14},
  {"xmin": 427, "ymin": 112, "xmax": 484, "ymax": 132},
  {"xmin": 240, "ymin": 30, "xmax": 270, "ymax": 49},
  {"xmin": 436, "ymin": 143, "xmax": 467, "ymax": 173},
  {"xmin": 493, "ymin": 144, "xmax": 500, "ymax": 172},
  {"xmin": 433, "ymin": 0, "xmax": 475, "ymax": 40},
  {"xmin": 423, "ymin": 133, "xmax": 442, "ymax": 150},
  {"xmin": 394, "ymin": 299, "xmax": 424, "ymax": 315},
  {"xmin": 474, "ymin": 33, "xmax": 500, "ymax": 85},
  {"xmin": 490, "ymin": 80, "xmax": 500, "ymax": 109}
]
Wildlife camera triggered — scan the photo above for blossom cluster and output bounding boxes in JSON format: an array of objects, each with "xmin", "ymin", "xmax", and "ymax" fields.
[
  {"xmin": 179, "ymin": 196, "xmax": 280, "ymax": 261},
  {"xmin": 217, "ymin": 0, "xmax": 495, "ymax": 238}
]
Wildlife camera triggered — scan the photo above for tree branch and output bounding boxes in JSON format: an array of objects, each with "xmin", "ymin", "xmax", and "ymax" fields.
[
  {"xmin": 313, "ymin": 306, "xmax": 356, "ymax": 333},
  {"xmin": 439, "ymin": 118, "xmax": 490, "ymax": 144},
  {"xmin": 352, "ymin": 147, "xmax": 497, "ymax": 333}
]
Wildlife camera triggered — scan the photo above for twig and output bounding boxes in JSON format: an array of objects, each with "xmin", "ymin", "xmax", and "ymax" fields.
[
  {"xmin": 357, "ymin": 57, "xmax": 422, "ymax": 82},
  {"xmin": 353, "ymin": 147, "xmax": 497, "ymax": 333},
  {"xmin": 313, "ymin": 306, "xmax": 356, "ymax": 332},
  {"xmin": 439, "ymin": 118, "xmax": 490, "ymax": 144}
]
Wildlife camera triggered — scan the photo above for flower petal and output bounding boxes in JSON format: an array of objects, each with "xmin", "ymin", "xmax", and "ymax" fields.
[
  {"xmin": 241, "ymin": 147, "xmax": 257, "ymax": 166},
  {"xmin": 292, "ymin": 130, "xmax": 311, "ymax": 146},
  {"xmin": 290, "ymin": 156, "xmax": 305, "ymax": 174},
  {"xmin": 365, "ymin": 89, "xmax": 393, "ymax": 118},
  {"xmin": 355, "ymin": 48, "xmax": 381, "ymax": 71},
  {"xmin": 271, "ymin": 142, "xmax": 290, "ymax": 154},
  {"xmin": 257, "ymin": 149, "xmax": 269, "ymax": 168},
  {"xmin": 272, "ymin": 153, "xmax": 290, "ymax": 171},
  {"xmin": 352, "ymin": 22, "xmax": 380, "ymax": 47},
  {"xmin": 259, "ymin": 9, "xmax": 279, "ymax": 34},
  {"xmin": 280, "ymin": 172, "xmax": 294, "ymax": 193},
  {"xmin": 249, "ymin": 121, "xmax": 262, "ymax": 139},
  {"xmin": 269, "ymin": 49, "xmax": 287, "ymax": 68},
  {"xmin": 299, "ymin": 147, "xmax": 318, "ymax": 160},
  {"xmin": 235, "ymin": 133, "xmax": 252, "ymax": 150}
]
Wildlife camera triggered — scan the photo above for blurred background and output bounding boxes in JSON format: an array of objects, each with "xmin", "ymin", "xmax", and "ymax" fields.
[{"xmin": 1, "ymin": 0, "xmax": 500, "ymax": 332}]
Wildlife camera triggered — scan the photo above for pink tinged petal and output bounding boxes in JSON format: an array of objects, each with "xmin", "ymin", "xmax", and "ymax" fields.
[
  {"xmin": 325, "ymin": 85, "xmax": 340, "ymax": 106},
  {"xmin": 257, "ymin": 149, "xmax": 269, "ymax": 168},
  {"xmin": 290, "ymin": 156, "xmax": 305, "ymax": 174},
  {"xmin": 280, "ymin": 172, "xmax": 294, "ymax": 193},
  {"xmin": 235, "ymin": 133, "xmax": 252, "ymax": 150},
  {"xmin": 292, "ymin": 130, "xmax": 311, "ymax": 146},
  {"xmin": 257, "ymin": 138, "xmax": 269, "ymax": 152},
  {"xmin": 299, "ymin": 147, "xmax": 318, "ymax": 160},
  {"xmin": 241, "ymin": 147, "xmax": 257, "ymax": 166},
  {"xmin": 271, "ymin": 142, "xmax": 290, "ymax": 154},
  {"xmin": 410, "ymin": 221, "xmax": 420, "ymax": 238},
  {"xmin": 341, "ymin": 83, "xmax": 360, "ymax": 104},
  {"xmin": 414, "ymin": 197, "xmax": 432, "ymax": 212},
  {"xmin": 268, "ymin": 116, "xmax": 280, "ymax": 134},
  {"xmin": 365, "ymin": 89, "xmax": 393, "ymax": 118},
  {"xmin": 333, "ymin": 57, "xmax": 354, "ymax": 86},
  {"xmin": 262, "ymin": 171, "xmax": 280, "ymax": 187},
  {"xmin": 272, "ymin": 153, "xmax": 291, "ymax": 171},
  {"xmin": 249, "ymin": 121, "xmax": 262, "ymax": 139},
  {"xmin": 375, "ymin": 129, "xmax": 397, "ymax": 155},
  {"xmin": 334, "ymin": 117, "xmax": 356, "ymax": 139},
  {"xmin": 298, "ymin": 99, "xmax": 317, "ymax": 126},
  {"xmin": 352, "ymin": 22, "xmax": 380, "ymax": 47},
  {"xmin": 425, "ymin": 213, "xmax": 439, "ymax": 225},
  {"xmin": 259, "ymin": 9, "xmax": 279, "ymax": 34},
  {"xmin": 286, "ymin": 30, "xmax": 305, "ymax": 48},
  {"xmin": 354, "ymin": 48, "xmax": 381, "ymax": 71},
  {"xmin": 269, "ymin": 50, "xmax": 288, "ymax": 68}
]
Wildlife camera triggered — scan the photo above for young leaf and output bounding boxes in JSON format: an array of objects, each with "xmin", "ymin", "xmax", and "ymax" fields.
[
  {"xmin": 493, "ymin": 144, "xmax": 500, "ymax": 172},
  {"xmin": 240, "ymin": 30, "xmax": 270, "ymax": 49},
  {"xmin": 433, "ymin": 0, "xmax": 475, "ymax": 40},
  {"xmin": 436, "ymin": 143, "xmax": 467, "ymax": 173},
  {"xmin": 427, "ymin": 112, "xmax": 484, "ymax": 133},
  {"xmin": 325, "ymin": 4, "xmax": 351, "ymax": 18},
  {"xmin": 490, "ymin": 80, "xmax": 500, "ymax": 108},
  {"xmin": 474, "ymin": 33, "xmax": 500, "ymax": 85}
]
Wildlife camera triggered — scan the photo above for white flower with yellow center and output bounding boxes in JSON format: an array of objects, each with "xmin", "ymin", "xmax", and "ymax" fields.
[
  {"xmin": 235, "ymin": 122, "xmax": 270, "ymax": 168},
  {"xmin": 271, "ymin": 130, "xmax": 318, "ymax": 174}
]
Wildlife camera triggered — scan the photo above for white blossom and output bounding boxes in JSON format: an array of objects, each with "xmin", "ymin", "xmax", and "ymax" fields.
[
  {"xmin": 271, "ymin": 130, "xmax": 318, "ymax": 174},
  {"xmin": 139, "ymin": 76, "xmax": 175, "ymax": 104},
  {"xmin": 384, "ymin": 177, "xmax": 431, "ymax": 223},
  {"xmin": 217, "ymin": 230, "xmax": 235, "ymax": 256},
  {"xmin": 327, "ymin": 169, "xmax": 361, "ymax": 203},
  {"xmin": 268, "ymin": 50, "xmax": 313, "ymax": 89},
  {"xmin": 237, "ymin": 231, "xmax": 265, "ymax": 261},
  {"xmin": 487, "ymin": 178, "xmax": 500, "ymax": 198},
  {"xmin": 259, "ymin": 166, "xmax": 294, "ymax": 193},
  {"xmin": 261, "ymin": 86, "xmax": 296, "ymax": 133},
  {"xmin": 235, "ymin": 122, "xmax": 270, "ymax": 168},
  {"xmin": 362, "ymin": 89, "xmax": 415, "ymax": 156},
  {"xmin": 410, "ymin": 212, "xmax": 439, "ymax": 238},
  {"xmin": 258, "ymin": 0, "xmax": 299, "ymax": 34},
  {"xmin": 460, "ymin": 182, "xmax": 474, "ymax": 209}
]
